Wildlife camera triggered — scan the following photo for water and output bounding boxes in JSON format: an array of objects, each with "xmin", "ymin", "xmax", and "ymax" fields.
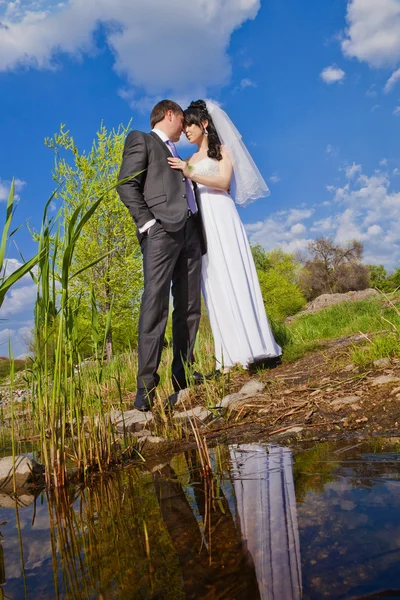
[{"xmin": 0, "ymin": 440, "xmax": 400, "ymax": 599}]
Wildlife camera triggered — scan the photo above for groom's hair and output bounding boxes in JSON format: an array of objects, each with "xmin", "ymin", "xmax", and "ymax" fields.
[{"xmin": 150, "ymin": 100, "xmax": 183, "ymax": 129}]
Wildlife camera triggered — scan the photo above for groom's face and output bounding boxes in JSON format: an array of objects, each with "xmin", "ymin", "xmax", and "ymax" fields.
[{"xmin": 168, "ymin": 110, "xmax": 184, "ymax": 143}]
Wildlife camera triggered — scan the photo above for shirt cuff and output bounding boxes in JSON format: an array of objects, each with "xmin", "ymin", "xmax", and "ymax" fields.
[{"xmin": 139, "ymin": 219, "xmax": 156, "ymax": 233}]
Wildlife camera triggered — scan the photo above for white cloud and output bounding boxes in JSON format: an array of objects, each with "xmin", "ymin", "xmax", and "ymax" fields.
[
  {"xmin": 379, "ymin": 158, "xmax": 388, "ymax": 167},
  {"xmin": 326, "ymin": 144, "xmax": 339, "ymax": 157},
  {"xmin": 0, "ymin": 283, "xmax": 37, "ymax": 317},
  {"xmin": 341, "ymin": 0, "xmax": 400, "ymax": 68},
  {"xmin": 311, "ymin": 217, "xmax": 334, "ymax": 232},
  {"xmin": 393, "ymin": 106, "xmax": 400, "ymax": 116},
  {"xmin": 345, "ymin": 162, "xmax": 362, "ymax": 179},
  {"xmin": 0, "ymin": 321, "xmax": 34, "ymax": 357},
  {"xmin": 0, "ymin": 0, "xmax": 261, "ymax": 98},
  {"xmin": 290, "ymin": 223, "xmax": 306, "ymax": 236},
  {"xmin": 384, "ymin": 68, "xmax": 400, "ymax": 93},
  {"xmin": 371, "ymin": 104, "xmax": 380, "ymax": 112},
  {"xmin": 367, "ymin": 224, "xmax": 382, "ymax": 235},
  {"xmin": 239, "ymin": 78, "xmax": 257, "ymax": 90},
  {"xmin": 328, "ymin": 166, "xmax": 400, "ymax": 267},
  {"xmin": 245, "ymin": 216, "xmax": 312, "ymax": 255},
  {"xmin": 0, "ymin": 177, "xmax": 26, "ymax": 201},
  {"xmin": 365, "ymin": 84, "xmax": 377, "ymax": 98},
  {"xmin": 269, "ymin": 174, "xmax": 280, "ymax": 184},
  {"xmin": 320, "ymin": 65, "xmax": 345, "ymax": 84},
  {"xmin": 284, "ymin": 208, "xmax": 314, "ymax": 226},
  {"xmin": 246, "ymin": 161, "xmax": 400, "ymax": 269}
]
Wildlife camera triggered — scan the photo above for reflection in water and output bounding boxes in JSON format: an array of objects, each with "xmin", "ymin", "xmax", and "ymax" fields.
[
  {"xmin": 230, "ymin": 444, "xmax": 302, "ymax": 600},
  {"xmin": 0, "ymin": 441, "xmax": 400, "ymax": 598}
]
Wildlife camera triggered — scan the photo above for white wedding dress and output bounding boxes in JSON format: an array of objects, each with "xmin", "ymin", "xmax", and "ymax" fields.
[{"xmin": 193, "ymin": 157, "xmax": 282, "ymax": 369}]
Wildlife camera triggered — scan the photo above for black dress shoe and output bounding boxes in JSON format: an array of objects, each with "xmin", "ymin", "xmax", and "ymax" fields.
[
  {"xmin": 163, "ymin": 392, "xmax": 179, "ymax": 411},
  {"xmin": 134, "ymin": 388, "xmax": 155, "ymax": 412},
  {"xmin": 172, "ymin": 371, "xmax": 213, "ymax": 392}
]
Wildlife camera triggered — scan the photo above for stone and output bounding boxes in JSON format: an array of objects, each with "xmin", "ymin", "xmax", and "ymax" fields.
[
  {"xmin": 217, "ymin": 379, "xmax": 265, "ymax": 409},
  {"xmin": 217, "ymin": 392, "xmax": 244, "ymax": 409},
  {"xmin": 330, "ymin": 396, "xmax": 360, "ymax": 408},
  {"xmin": 239, "ymin": 380, "xmax": 265, "ymax": 397},
  {"xmin": 173, "ymin": 406, "xmax": 213, "ymax": 426},
  {"xmin": 0, "ymin": 456, "xmax": 44, "ymax": 490},
  {"xmin": 142, "ymin": 436, "xmax": 165, "ymax": 444},
  {"xmin": 135, "ymin": 429, "xmax": 153, "ymax": 438},
  {"xmin": 343, "ymin": 364, "xmax": 356, "ymax": 372},
  {"xmin": 173, "ymin": 388, "xmax": 192, "ymax": 407},
  {"xmin": 373, "ymin": 358, "xmax": 391, "ymax": 369},
  {"xmin": 113, "ymin": 410, "xmax": 154, "ymax": 434},
  {"xmin": 390, "ymin": 387, "xmax": 400, "ymax": 396},
  {"xmin": 277, "ymin": 426, "xmax": 304, "ymax": 436},
  {"xmin": 0, "ymin": 490, "xmax": 36, "ymax": 509},
  {"xmin": 371, "ymin": 375, "xmax": 400, "ymax": 387}
]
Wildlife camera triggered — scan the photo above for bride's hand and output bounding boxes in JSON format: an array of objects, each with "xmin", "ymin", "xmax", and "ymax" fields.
[{"xmin": 167, "ymin": 157, "xmax": 191, "ymax": 178}]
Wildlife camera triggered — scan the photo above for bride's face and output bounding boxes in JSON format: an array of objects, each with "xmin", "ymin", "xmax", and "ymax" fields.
[{"xmin": 184, "ymin": 121, "xmax": 206, "ymax": 145}]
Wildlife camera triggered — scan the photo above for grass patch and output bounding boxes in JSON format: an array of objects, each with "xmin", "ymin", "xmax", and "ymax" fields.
[
  {"xmin": 282, "ymin": 297, "xmax": 400, "ymax": 362},
  {"xmin": 351, "ymin": 332, "xmax": 400, "ymax": 369},
  {"xmin": 0, "ymin": 357, "xmax": 26, "ymax": 380}
]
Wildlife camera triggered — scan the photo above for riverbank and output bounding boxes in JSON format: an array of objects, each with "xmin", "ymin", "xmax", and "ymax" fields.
[{"xmin": 136, "ymin": 330, "xmax": 400, "ymax": 467}]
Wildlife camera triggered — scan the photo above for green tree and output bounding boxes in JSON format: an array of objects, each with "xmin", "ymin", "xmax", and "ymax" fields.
[
  {"xmin": 367, "ymin": 264, "xmax": 393, "ymax": 292},
  {"xmin": 257, "ymin": 270, "xmax": 306, "ymax": 321},
  {"xmin": 390, "ymin": 267, "xmax": 400, "ymax": 290},
  {"xmin": 251, "ymin": 245, "xmax": 306, "ymax": 321},
  {"xmin": 45, "ymin": 122, "xmax": 143, "ymax": 358}
]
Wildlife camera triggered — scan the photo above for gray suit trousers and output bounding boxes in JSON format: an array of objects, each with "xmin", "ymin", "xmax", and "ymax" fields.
[{"xmin": 137, "ymin": 214, "xmax": 202, "ymax": 393}]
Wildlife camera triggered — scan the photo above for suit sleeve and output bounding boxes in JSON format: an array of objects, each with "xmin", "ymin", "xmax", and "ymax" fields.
[{"xmin": 117, "ymin": 131, "xmax": 153, "ymax": 228}]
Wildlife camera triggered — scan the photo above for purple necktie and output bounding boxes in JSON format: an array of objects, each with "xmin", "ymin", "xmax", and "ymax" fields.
[{"xmin": 166, "ymin": 140, "xmax": 197, "ymax": 214}]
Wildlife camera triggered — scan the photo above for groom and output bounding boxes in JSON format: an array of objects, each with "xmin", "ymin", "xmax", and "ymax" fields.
[{"xmin": 117, "ymin": 100, "xmax": 206, "ymax": 411}]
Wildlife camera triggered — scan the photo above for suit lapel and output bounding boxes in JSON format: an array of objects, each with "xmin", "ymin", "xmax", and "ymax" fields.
[{"xmin": 149, "ymin": 131, "xmax": 171, "ymax": 157}]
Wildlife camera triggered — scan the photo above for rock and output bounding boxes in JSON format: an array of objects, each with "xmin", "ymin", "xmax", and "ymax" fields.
[
  {"xmin": 286, "ymin": 289, "xmax": 379, "ymax": 321},
  {"xmin": 0, "ymin": 489, "xmax": 36, "ymax": 509},
  {"xmin": 390, "ymin": 386, "xmax": 400, "ymax": 396},
  {"xmin": 277, "ymin": 426, "xmax": 304, "ymax": 436},
  {"xmin": 174, "ymin": 388, "xmax": 192, "ymax": 407},
  {"xmin": 135, "ymin": 429, "xmax": 153, "ymax": 438},
  {"xmin": 239, "ymin": 380, "xmax": 265, "ymax": 397},
  {"xmin": 218, "ymin": 392, "xmax": 244, "ymax": 409},
  {"xmin": 343, "ymin": 364, "xmax": 356, "ymax": 372},
  {"xmin": 373, "ymin": 358, "xmax": 391, "ymax": 369},
  {"xmin": 0, "ymin": 456, "xmax": 44, "ymax": 489},
  {"xmin": 330, "ymin": 396, "xmax": 361, "ymax": 408},
  {"xmin": 217, "ymin": 379, "xmax": 265, "ymax": 409},
  {"xmin": 355, "ymin": 416, "xmax": 368, "ymax": 424},
  {"xmin": 371, "ymin": 375, "xmax": 400, "ymax": 387},
  {"xmin": 173, "ymin": 406, "xmax": 213, "ymax": 426},
  {"xmin": 142, "ymin": 436, "xmax": 165, "ymax": 444},
  {"xmin": 113, "ymin": 410, "xmax": 154, "ymax": 434}
]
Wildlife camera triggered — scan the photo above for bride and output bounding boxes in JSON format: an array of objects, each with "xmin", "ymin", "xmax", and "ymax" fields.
[{"xmin": 168, "ymin": 99, "xmax": 281, "ymax": 371}]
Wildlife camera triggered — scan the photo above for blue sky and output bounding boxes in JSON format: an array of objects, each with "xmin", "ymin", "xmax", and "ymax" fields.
[{"xmin": 0, "ymin": 0, "xmax": 400, "ymax": 356}]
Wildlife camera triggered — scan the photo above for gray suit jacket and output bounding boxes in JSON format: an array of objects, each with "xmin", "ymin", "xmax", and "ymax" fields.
[{"xmin": 117, "ymin": 131, "xmax": 206, "ymax": 253}]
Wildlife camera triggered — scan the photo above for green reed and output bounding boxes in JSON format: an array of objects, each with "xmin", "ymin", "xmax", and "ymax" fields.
[{"xmin": 27, "ymin": 178, "xmax": 141, "ymax": 486}]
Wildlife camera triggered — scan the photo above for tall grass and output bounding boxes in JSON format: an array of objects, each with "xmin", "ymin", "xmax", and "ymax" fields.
[{"xmin": 27, "ymin": 181, "xmax": 135, "ymax": 486}]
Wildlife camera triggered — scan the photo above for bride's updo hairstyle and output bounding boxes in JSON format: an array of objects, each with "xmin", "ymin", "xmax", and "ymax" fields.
[{"xmin": 184, "ymin": 100, "xmax": 223, "ymax": 161}]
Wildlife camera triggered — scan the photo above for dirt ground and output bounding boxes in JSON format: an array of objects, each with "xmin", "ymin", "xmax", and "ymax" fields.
[{"xmin": 142, "ymin": 333, "xmax": 400, "ymax": 464}]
